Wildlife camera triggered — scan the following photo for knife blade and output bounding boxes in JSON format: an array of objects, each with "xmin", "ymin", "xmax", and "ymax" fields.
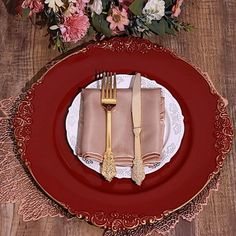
[
  {"xmin": 132, "ymin": 74, "xmax": 141, "ymax": 129},
  {"xmin": 131, "ymin": 73, "xmax": 145, "ymax": 185}
]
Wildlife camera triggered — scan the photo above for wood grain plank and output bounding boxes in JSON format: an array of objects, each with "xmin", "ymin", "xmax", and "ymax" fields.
[{"xmin": 0, "ymin": 0, "xmax": 235, "ymax": 235}]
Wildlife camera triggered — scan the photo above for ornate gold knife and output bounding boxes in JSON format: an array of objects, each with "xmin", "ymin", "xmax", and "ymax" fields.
[{"xmin": 131, "ymin": 73, "xmax": 145, "ymax": 185}]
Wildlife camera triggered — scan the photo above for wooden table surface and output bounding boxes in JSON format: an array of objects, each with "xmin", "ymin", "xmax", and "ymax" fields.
[{"xmin": 0, "ymin": 0, "xmax": 235, "ymax": 235}]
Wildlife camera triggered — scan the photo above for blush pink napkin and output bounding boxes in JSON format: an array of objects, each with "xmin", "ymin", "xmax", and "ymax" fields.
[{"xmin": 77, "ymin": 89, "xmax": 165, "ymax": 167}]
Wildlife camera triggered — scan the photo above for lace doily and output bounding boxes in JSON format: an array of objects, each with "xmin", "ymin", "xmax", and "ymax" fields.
[{"xmin": 0, "ymin": 97, "xmax": 70, "ymax": 221}]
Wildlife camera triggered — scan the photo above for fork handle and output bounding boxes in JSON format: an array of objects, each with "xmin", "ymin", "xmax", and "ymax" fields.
[
  {"xmin": 106, "ymin": 110, "xmax": 112, "ymax": 152},
  {"xmin": 101, "ymin": 151, "xmax": 116, "ymax": 182},
  {"xmin": 101, "ymin": 110, "xmax": 116, "ymax": 181}
]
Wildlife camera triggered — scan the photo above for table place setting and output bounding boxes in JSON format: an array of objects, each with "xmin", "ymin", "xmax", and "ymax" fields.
[{"xmin": 0, "ymin": 37, "xmax": 233, "ymax": 236}]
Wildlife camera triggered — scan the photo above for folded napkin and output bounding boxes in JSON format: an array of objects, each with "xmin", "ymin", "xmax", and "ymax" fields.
[{"xmin": 77, "ymin": 88, "xmax": 165, "ymax": 167}]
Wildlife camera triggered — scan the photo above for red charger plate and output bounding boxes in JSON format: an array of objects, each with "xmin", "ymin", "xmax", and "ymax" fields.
[{"xmin": 12, "ymin": 37, "xmax": 233, "ymax": 231}]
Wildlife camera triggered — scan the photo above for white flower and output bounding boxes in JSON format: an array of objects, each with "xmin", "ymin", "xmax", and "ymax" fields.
[
  {"xmin": 142, "ymin": 0, "xmax": 165, "ymax": 23},
  {"xmin": 45, "ymin": 0, "xmax": 64, "ymax": 12},
  {"xmin": 89, "ymin": 0, "xmax": 103, "ymax": 15}
]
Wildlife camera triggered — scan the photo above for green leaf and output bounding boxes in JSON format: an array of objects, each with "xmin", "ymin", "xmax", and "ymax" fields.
[
  {"xmin": 87, "ymin": 26, "xmax": 96, "ymax": 38},
  {"xmin": 92, "ymin": 13, "xmax": 112, "ymax": 37},
  {"xmin": 101, "ymin": 0, "xmax": 110, "ymax": 10},
  {"xmin": 165, "ymin": 24, "xmax": 176, "ymax": 35},
  {"xmin": 146, "ymin": 18, "xmax": 167, "ymax": 36},
  {"xmin": 129, "ymin": 0, "xmax": 146, "ymax": 16},
  {"xmin": 165, "ymin": 0, "xmax": 174, "ymax": 9},
  {"xmin": 22, "ymin": 8, "xmax": 30, "ymax": 17}
]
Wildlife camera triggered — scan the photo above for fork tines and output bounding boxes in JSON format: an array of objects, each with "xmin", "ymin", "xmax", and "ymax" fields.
[{"xmin": 100, "ymin": 72, "xmax": 117, "ymax": 105}]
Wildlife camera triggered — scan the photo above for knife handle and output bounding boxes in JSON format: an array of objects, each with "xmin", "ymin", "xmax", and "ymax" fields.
[{"xmin": 132, "ymin": 127, "xmax": 145, "ymax": 185}]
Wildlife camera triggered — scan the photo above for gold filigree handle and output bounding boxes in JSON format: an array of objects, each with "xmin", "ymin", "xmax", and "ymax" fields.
[
  {"xmin": 132, "ymin": 127, "xmax": 145, "ymax": 185},
  {"xmin": 101, "ymin": 151, "xmax": 116, "ymax": 182}
]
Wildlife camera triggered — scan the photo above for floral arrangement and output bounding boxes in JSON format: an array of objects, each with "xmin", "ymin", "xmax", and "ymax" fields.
[{"xmin": 17, "ymin": 0, "xmax": 191, "ymax": 51}]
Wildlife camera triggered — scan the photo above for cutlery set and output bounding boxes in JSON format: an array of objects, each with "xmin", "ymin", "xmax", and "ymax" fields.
[{"xmin": 99, "ymin": 72, "xmax": 145, "ymax": 185}]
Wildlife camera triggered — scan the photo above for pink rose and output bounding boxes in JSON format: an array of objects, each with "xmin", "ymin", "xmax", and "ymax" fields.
[
  {"xmin": 60, "ymin": 14, "xmax": 90, "ymax": 43},
  {"xmin": 21, "ymin": 0, "xmax": 44, "ymax": 16}
]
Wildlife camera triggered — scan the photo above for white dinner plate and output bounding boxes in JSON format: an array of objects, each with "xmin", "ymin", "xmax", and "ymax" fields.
[{"xmin": 65, "ymin": 74, "xmax": 185, "ymax": 178}]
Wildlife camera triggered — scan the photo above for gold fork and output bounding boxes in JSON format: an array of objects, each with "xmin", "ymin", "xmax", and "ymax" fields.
[{"xmin": 100, "ymin": 72, "xmax": 117, "ymax": 181}]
